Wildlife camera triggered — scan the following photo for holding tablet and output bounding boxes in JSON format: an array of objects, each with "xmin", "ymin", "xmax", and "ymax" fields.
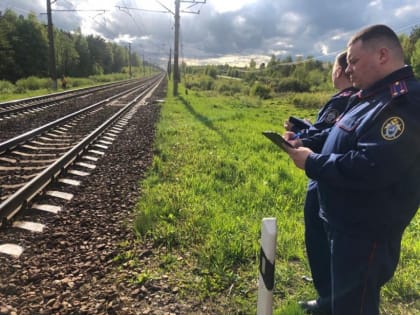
[{"xmin": 262, "ymin": 131, "xmax": 294, "ymax": 152}]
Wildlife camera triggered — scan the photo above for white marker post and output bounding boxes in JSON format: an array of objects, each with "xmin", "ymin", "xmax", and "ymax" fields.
[{"xmin": 257, "ymin": 217, "xmax": 277, "ymax": 315}]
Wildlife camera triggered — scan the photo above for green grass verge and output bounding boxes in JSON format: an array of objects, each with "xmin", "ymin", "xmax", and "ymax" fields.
[
  {"xmin": 0, "ymin": 71, "xmax": 156, "ymax": 102},
  {"xmin": 134, "ymin": 84, "xmax": 419, "ymax": 314}
]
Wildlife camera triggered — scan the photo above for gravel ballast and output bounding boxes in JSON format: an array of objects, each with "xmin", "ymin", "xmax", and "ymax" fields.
[{"xmin": 0, "ymin": 82, "xmax": 209, "ymax": 315}]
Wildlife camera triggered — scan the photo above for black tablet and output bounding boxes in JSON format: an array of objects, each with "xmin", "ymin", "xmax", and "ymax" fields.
[
  {"xmin": 262, "ymin": 131, "xmax": 294, "ymax": 151},
  {"xmin": 289, "ymin": 116, "xmax": 312, "ymax": 130}
]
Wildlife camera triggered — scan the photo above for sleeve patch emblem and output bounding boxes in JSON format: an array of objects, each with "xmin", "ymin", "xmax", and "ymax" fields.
[
  {"xmin": 324, "ymin": 109, "xmax": 339, "ymax": 124},
  {"xmin": 381, "ymin": 117, "xmax": 405, "ymax": 140}
]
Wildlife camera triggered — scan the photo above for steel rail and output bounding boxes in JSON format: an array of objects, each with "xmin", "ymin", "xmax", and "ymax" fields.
[
  {"xmin": 0, "ymin": 82, "xmax": 149, "ymax": 155},
  {"xmin": 0, "ymin": 79, "xmax": 139, "ymax": 117},
  {"xmin": 0, "ymin": 73, "xmax": 165, "ymax": 227},
  {"xmin": 0, "ymin": 78, "xmax": 138, "ymax": 108}
]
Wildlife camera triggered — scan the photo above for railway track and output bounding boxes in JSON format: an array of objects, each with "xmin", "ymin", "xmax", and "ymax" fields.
[
  {"xmin": 0, "ymin": 78, "xmax": 155, "ymax": 143},
  {"xmin": 0, "ymin": 73, "xmax": 165, "ymax": 257},
  {"xmin": 0, "ymin": 79, "xmax": 138, "ymax": 120}
]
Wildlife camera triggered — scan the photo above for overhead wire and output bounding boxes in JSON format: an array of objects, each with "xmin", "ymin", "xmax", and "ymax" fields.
[{"xmin": 115, "ymin": 1, "xmax": 175, "ymax": 68}]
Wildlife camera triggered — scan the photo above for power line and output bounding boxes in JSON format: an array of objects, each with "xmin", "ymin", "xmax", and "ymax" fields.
[
  {"xmin": 51, "ymin": 9, "xmax": 107, "ymax": 13},
  {"xmin": 154, "ymin": 0, "xmax": 174, "ymax": 15},
  {"xmin": 116, "ymin": 6, "xmax": 169, "ymax": 15},
  {"xmin": 180, "ymin": 0, "xmax": 206, "ymax": 14},
  {"xmin": 116, "ymin": 7, "xmax": 143, "ymax": 35}
]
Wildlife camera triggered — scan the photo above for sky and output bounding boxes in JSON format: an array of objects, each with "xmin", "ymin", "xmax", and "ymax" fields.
[{"xmin": 2, "ymin": 0, "xmax": 420, "ymax": 67}]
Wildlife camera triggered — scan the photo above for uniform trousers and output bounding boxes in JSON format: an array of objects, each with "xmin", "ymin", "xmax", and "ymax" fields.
[
  {"xmin": 325, "ymin": 224, "xmax": 401, "ymax": 315},
  {"xmin": 304, "ymin": 181, "xmax": 331, "ymax": 309}
]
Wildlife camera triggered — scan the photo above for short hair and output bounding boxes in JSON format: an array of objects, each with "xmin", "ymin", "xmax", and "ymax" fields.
[
  {"xmin": 348, "ymin": 24, "xmax": 403, "ymax": 60},
  {"xmin": 335, "ymin": 51, "xmax": 350, "ymax": 78},
  {"xmin": 336, "ymin": 51, "xmax": 348, "ymax": 69}
]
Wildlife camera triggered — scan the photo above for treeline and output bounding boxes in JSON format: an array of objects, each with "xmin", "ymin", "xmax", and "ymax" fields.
[
  {"xmin": 183, "ymin": 25, "xmax": 420, "ymax": 97},
  {"xmin": 184, "ymin": 55, "xmax": 338, "ymax": 98},
  {"xmin": 0, "ymin": 9, "xmax": 142, "ymax": 83}
]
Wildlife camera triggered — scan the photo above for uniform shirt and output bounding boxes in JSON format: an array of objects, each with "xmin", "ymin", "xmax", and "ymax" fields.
[
  {"xmin": 299, "ymin": 87, "xmax": 358, "ymax": 140},
  {"xmin": 304, "ymin": 66, "xmax": 420, "ymax": 239},
  {"xmin": 300, "ymin": 87, "xmax": 358, "ymax": 192}
]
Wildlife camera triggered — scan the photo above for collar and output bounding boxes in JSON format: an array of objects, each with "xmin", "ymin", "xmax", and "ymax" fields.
[
  {"xmin": 332, "ymin": 86, "xmax": 359, "ymax": 98},
  {"xmin": 357, "ymin": 66, "xmax": 414, "ymax": 99}
]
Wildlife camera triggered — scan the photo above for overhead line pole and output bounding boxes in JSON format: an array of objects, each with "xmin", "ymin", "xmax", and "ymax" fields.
[
  {"xmin": 167, "ymin": 47, "xmax": 172, "ymax": 79},
  {"xmin": 46, "ymin": 0, "xmax": 57, "ymax": 89},
  {"xmin": 119, "ymin": 1, "xmax": 206, "ymax": 95},
  {"xmin": 173, "ymin": 0, "xmax": 205, "ymax": 95},
  {"xmin": 128, "ymin": 43, "xmax": 132, "ymax": 78},
  {"xmin": 173, "ymin": 0, "xmax": 180, "ymax": 96}
]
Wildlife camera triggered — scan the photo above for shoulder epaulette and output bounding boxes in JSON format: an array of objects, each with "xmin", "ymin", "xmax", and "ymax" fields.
[{"xmin": 390, "ymin": 80, "xmax": 408, "ymax": 98}]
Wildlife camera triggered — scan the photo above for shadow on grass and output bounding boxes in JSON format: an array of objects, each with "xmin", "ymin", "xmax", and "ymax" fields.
[{"xmin": 179, "ymin": 95, "xmax": 230, "ymax": 144}]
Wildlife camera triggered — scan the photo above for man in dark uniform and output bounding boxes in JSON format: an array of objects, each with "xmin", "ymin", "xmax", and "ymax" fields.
[
  {"xmin": 284, "ymin": 24, "xmax": 420, "ymax": 315},
  {"xmin": 284, "ymin": 51, "xmax": 357, "ymax": 139},
  {"xmin": 285, "ymin": 51, "xmax": 358, "ymax": 314}
]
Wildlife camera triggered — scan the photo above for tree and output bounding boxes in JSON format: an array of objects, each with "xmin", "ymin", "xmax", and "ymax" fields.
[
  {"xmin": 111, "ymin": 43, "xmax": 127, "ymax": 73},
  {"xmin": 0, "ymin": 8, "xmax": 144, "ymax": 82},
  {"xmin": 14, "ymin": 12, "xmax": 48, "ymax": 78},
  {"xmin": 55, "ymin": 30, "xmax": 80, "ymax": 77},
  {"xmin": 307, "ymin": 69, "xmax": 326, "ymax": 87},
  {"xmin": 399, "ymin": 34, "xmax": 411, "ymax": 64},
  {"xmin": 87, "ymin": 35, "xmax": 108, "ymax": 74},
  {"xmin": 205, "ymin": 65, "xmax": 217, "ymax": 79},
  {"xmin": 267, "ymin": 54, "xmax": 277, "ymax": 69},
  {"xmin": 131, "ymin": 52, "xmax": 141, "ymax": 67},
  {"xmin": 0, "ymin": 10, "xmax": 18, "ymax": 81},
  {"xmin": 276, "ymin": 55, "xmax": 294, "ymax": 78},
  {"xmin": 411, "ymin": 39, "xmax": 420, "ymax": 78},
  {"xmin": 102, "ymin": 43, "xmax": 114, "ymax": 74},
  {"xmin": 292, "ymin": 56, "xmax": 306, "ymax": 81},
  {"xmin": 249, "ymin": 58, "xmax": 256, "ymax": 69},
  {"xmin": 74, "ymin": 35, "xmax": 91, "ymax": 76},
  {"xmin": 409, "ymin": 26, "xmax": 420, "ymax": 49},
  {"xmin": 304, "ymin": 56, "xmax": 323, "ymax": 72},
  {"xmin": 400, "ymin": 25, "xmax": 420, "ymax": 64}
]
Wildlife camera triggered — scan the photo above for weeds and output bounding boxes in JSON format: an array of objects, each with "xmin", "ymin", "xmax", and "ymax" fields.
[{"xmin": 133, "ymin": 82, "xmax": 419, "ymax": 313}]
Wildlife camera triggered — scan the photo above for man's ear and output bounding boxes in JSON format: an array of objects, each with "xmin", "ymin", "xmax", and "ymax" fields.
[{"xmin": 378, "ymin": 47, "xmax": 389, "ymax": 65}]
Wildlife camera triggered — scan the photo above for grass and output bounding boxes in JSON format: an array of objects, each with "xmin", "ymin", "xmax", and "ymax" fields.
[
  {"xmin": 0, "ymin": 71, "xmax": 156, "ymax": 102},
  {"xmin": 133, "ymin": 83, "xmax": 419, "ymax": 314}
]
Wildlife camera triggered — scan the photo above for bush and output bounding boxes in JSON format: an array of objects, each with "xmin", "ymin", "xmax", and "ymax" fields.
[
  {"xmin": 250, "ymin": 82, "xmax": 271, "ymax": 99},
  {"xmin": 215, "ymin": 80, "xmax": 243, "ymax": 96},
  {"xmin": 199, "ymin": 77, "xmax": 215, "ymax": 90},
  {"xmin": 284, "ymin": 92, "xmax": 331, "ymax": 108},
  {"xmin": 273, "ymin": 77, "xmax": 310, "ymax": 93},
  {"xmin": 185, "ymin": 75, "xmax": 215, "ymax": 91},
  {"xmin": 88, "ymin": 73, "xmax": 128, "ymax": 83},
  {"xmin": 15, "ymin": 76, "xmax": 51, "ymax": 91},
  {"xmin": 0, "ymin": 80, "xmax": 15, "ymax": 94},
  {"xmin": 69, "ymin": 77, "xmax": 94, "ymax": 88}
]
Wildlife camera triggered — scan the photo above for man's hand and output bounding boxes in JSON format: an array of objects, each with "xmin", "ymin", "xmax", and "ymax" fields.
[
  {"xmin": 287, "ymin": 147, "xmax": 313, "ymax": 170},
  {"xmin": 284, "ymin": 120, "xmax": 294, "ymax": 131},
  {"xmin": 283, "ymin": 131, "xmax": 303, "ymax": 148}
]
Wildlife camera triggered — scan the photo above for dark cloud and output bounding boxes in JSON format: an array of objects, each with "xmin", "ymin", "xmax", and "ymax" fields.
[{"xmin": 1, "ymin": 0, "xmax": 419, "ymax": 66}]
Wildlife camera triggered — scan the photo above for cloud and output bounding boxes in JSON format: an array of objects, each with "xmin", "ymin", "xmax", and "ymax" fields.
[{"xmin": 1, "ymin": 0, "xmax": 419, "ymax": 67}]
